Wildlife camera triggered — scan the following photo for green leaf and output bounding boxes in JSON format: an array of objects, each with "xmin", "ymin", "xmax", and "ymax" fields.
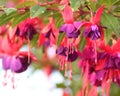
[
  {"xmin": 71, "ymin": 0, "xmax": 81, "ymax": 10},
  {"xmin": 104, "ymin": 29, "xmax": 113, "ymax": 43},
  {"xmin": 12, "ymin": 11, "xmax": 30, "ymax": 27},
  {"xmin": 101, "ymin": 13, "xmax": 120, "ymax": 37},
  {"xmin": 30, "ymin": 34, "xmax": 39, "ymax": 47},
  {"xmin": 57, "ymin": 33, "xmax": 65, "ymax": 47},
  {"xmin": 55, "ymin": 17, "xmax": 63, "ymax": 28},
  {"xmin": 0, "ymin": 11, "xmax": 18, "ymax": 26},
  {"xmin": 79, "ymin": 36, "xmax": 86, "ymax": 51},
  {"xmin": 114, "ymin": 7, "xmax": 120, "ymax": 12},
  {"xmin": 30, "ymin": 5, "xmax": 46, "ymax": 18},
  {"xmin": 52, "ymin": 12, "xmax": 63, "ymax": 28},
  {"xmin": 97, "ymin": 0, "xmax": 116, "ymax": 8},
  {"xmin": 112, "ymin": 0, "xmax": 120, "ymax": 5},
  {"xmin": 40, "ymin": 10, "xmax": 51, "ymax": 18},
  {"xmin": 3, "ymin": 8, "xmax": 17, "ymax": 15}
]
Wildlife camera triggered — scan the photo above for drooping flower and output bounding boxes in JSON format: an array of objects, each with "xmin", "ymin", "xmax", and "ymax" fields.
[
  {"xmin": 57, "ymin": 5, "xmax": 81, "ymax": 79},
  {"xmin": 81, "ymin": 5, "xmax": 105, "ymax": 40},
  {"xmin": 0, "ymin": 32, "xmax": 37, "ymax": 73},
  {"xmin": 17, "ymin": 18, "xmax": 43, "ymax": 40},
  {"xmin": 56, "ymin": 46, "xmax": 67, "ymax": 56},
  {"xmin": 56, "ymin": 45, "xmax": 78, "ymax": 79},
  {"xmin": 2, "ymin": 52, "xmax": 37, "ymax": 73},
  {"xmin": 84, "ymin": 25, "xmax": 101, "ymax": 40},
  {"xmin": 56, "ymin": 46, "xmax": 78, "ymax": 62},
  {"xmin": 59, "ymin": 21, "xmax": 81, "ymax": 38},
  {"xmin": 90, "ymin": 39, "xmax": 120, "ymax": 87},
  {"xmin": 38, "ymin": 18, "xmax": 58, "ymax": 47},
  {"xmin": 59, "ymin": 4, "xmax": 81, "ymax": 38}
]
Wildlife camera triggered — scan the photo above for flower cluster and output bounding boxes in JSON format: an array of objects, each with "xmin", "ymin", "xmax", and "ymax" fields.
[{"xmin": 0, "ymin": 1, "xmax": 120, "ymax": 95}]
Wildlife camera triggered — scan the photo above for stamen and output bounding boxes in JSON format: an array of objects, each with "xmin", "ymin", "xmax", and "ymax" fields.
[
  {"xmin": 11, "ymin": 73, "xmax": 15, "ymax": 89},
  {"xmin": 27, "ymin": 38, "xmax": 31, "ymax": 63},
  {"xmin": 2, "ymin": 71, "xmax": 8, "ymax": 86}
]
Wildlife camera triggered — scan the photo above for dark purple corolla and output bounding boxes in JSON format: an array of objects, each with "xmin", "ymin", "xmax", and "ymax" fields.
[
  {"xmin": 16, "ymin": 24, "xmax": 37, "ymax": 40},
  {"xmin": 2, "ymin": 54, "xmax": 31, "ymax": 73},
  {"xmin": 56, "ymin": 46, "xmax": 67, "ymax": 56},
  {"xmin": 17, "ymin": 18, "xmax": 41, "ymax": 40},
  {"xmin": 68, "ymin": 51, "xmax": 78, "ymax": 62},
  {"xmin": 84, "ymin": 25, "xmax": 101, "ymax": 40},
  {"xmin": 43, "ymin": 28, "xmax": 55, "ymax": 47},
  {"xmin": 89, "ymin": 53, "xmax": 120, "ymax": 87},
  {"xmin": 44, "ymin": 29, "xmax": 52, "ymax": 38},
  {"xmin": 104, "ymin": 54, "xmax": 120, "ymax": 69},
  {"xmin": 56, "ymin": 46, "xmax": 78, "ymax": 62},
  {"xmin": 59, "ymin": 21, "xmax": 81, "ymax": 38}
]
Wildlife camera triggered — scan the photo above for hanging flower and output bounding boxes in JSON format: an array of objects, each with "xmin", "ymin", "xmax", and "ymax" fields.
[
  {"xmin": 90, "ymin": 39, "xmax": 120, "ymax": 87},
  {"xmin": 56, "ymin": 5, "xmax": 81, "ymax": 79},
  {"xmin": 17, "ymin": 18, "xmax": 43, "ymax": 40},
  {"xmin": 56, "ymin": 46, "xmax": 78, "ymax": 62},
  {"xmin": 81, "ymin": 5, "xmax": 105, "ymax": 40},
  {"xmin": 2, "ymin": 52, "xmax": 37, "ymax": 73},
  {"xmin": 59, "ymin": 4, "xmax": 81, "ymax": 38},
  {"xmin": 0, "ymin": 32, "xmax": 37, "ymax": 73},
  {"xmin": 38, "ymin": 18, "xmax": 58, "ymax": 47},
  {"xmin": 59, "ymin": 21, "xmax": 81, "ymax": 38}
]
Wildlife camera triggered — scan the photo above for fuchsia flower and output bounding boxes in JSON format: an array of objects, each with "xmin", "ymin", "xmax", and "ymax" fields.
[
  {"xmin": 56, "ymin": 5, "xmax": 81, "ymax": 79},
  {"xmin": 17, "ymin": 18, "xmax": 43, "ymax": 40},
  {"xmin": 78, "ymin": 40, "xmax": 97, "ymax": 87},
  {"xmin": 89, "ymin": 39, "xmax": 120, "ymax": 87},
  {"xmin": 38, "ymin": 18, "xmax": 58, "ymax": 47},
  {"xmin": 2, "ymin": 52, "xmax": 37, "ymax": 73},
  {"xmin": 0, "ymin": 25, "xmax": 37, "ymax": 88},
  {"xmin": 59, "ymin": 4, "xmax": 81, "ymax": 38},
  {"xmin": 56, "ymin": 46, "xmax": 78, "ymax": 62},
  {"xmin": 0, "ymin": 30, "xmax": 37, "ymax": 73},
  {"xmin": 82, "ymin": 5, "xmax": 105, "ymax": 40}
]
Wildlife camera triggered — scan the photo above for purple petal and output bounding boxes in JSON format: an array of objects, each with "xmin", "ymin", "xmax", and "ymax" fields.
[
  {"xmin": 114, "ymin": 55, "xmax": 120, "ymax": 69},
  {"xmin": 66, "ymin": 30, "xmax": 80, "ymax": 38},
  {"xmin": 84, "ymin": 25, "xmax": 101, "ymax": 40},
  {"xmin": 43, "ymin": 40, "xmax": 50, "ymax": 47},
  {"xmin": 98, "ymin": 52, "xmax": 108, "ymax": 59},
  {"xmin": 68, "ymin": 51, "xmax": 78, "ymax": 62},
  {"xmin": 20, "ymin": 24, "xmax": 37, "ymax": 40},
  {"xmin": 2, "ymin": 55, "xmax": 11, "ymax": 70},
  {"xmin": 18, "ymin": 56, "xmax": 31, "ymax": 72},
  {"xmin": 44, "ymin": 29, "xmax": 52, "ymax": 38},
  {"xmin": 59, "ymin": 23, "xmax": 80, "ymax": 38},
  {"xmin": 10, "ymin": 56, "xmax": 22, "ymax": 72},
  {"xmin": 104, "ymin": 56, "xmax": 116, "ymax": 69},
  {"xmin": 56, "ymin": 46, "xmax": 67, "ymax": 56},
  {"xmin": 59, "ymin": 24, "xmax": 68, "ymax": 33},
  {"xmin": 65, "ymin": 24, "xmax": 75, "ymax": 34}
]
